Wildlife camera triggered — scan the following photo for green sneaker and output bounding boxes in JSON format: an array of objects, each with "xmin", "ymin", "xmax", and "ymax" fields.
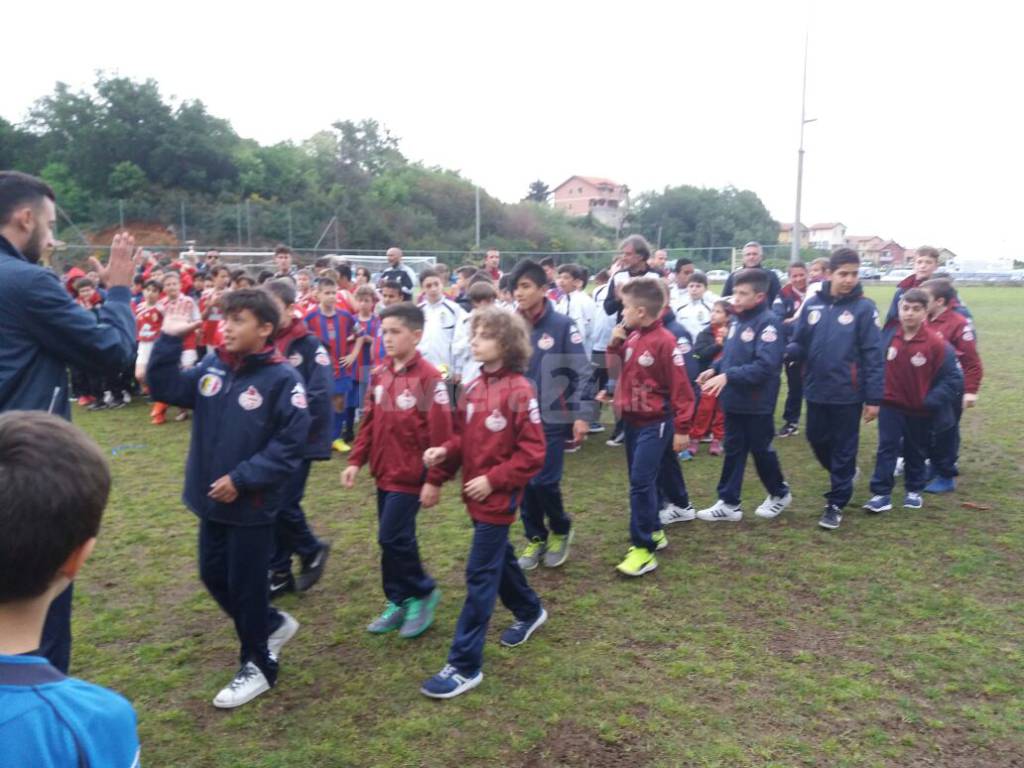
[
  {"xmin": 399, "ymin": 588, "xmax": 441, "ymax": 639},
  {"xmin": 651, "ymin": 530, "xmax": 668, "ymax": 551},
  {"xmin": 367, "ymin": 602, "xmax": 406, "ymax": 634},
  {"xmin": 543, "ymin": 529, "xmax": 574, "ymax": 568},
  {"xmin": 616, "ymin": 546, "xmax": 658, "ymax": 577},
  {"xmin": 517, "ymin": 538, "xmax": 547, "ymax": 571}
]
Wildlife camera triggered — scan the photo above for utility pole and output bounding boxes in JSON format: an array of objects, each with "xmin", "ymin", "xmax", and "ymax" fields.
[
  {"xmin": 792, "ymin": 31, "xmax": 817, "ymax": 264},
  {"xmin": 180, "ymin": 200, "xmax": 187, "ymax": 243},
  {"xmin": 474, "ymin": 186, "xmax": 481, "ymax": 250}
]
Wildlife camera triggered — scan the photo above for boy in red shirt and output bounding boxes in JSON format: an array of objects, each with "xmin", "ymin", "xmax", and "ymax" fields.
[
  {"xmin": 603, "ymin": 278, "xmax": 695, "ymax": 577},
  {"xmin": 420, "ymin": 307, "xmax": 547, "ymax": 699},
  {"xmin": 200, "ymin": 266, "xmax": 232, "ymax": 352},
  {"xmin": 864, "ymin": 289, "xmax": 963, "ymax": 513},
  {"xmin": 135, "ymin": 279, "xmax": 164, "ymax": 398},
  {"xmin": 690, "ymin": 300, "xmax": 730, "ymax": 456},
  {"xmin": 153, "ymin": 271, "xmax": 201, "ymax": 424},
  {"xmin": 921, "ymin": 278, "xmax": 983, "ymax": 493},
  {"xmin": 341, "ymin": 303, "xmax": 451, "ymax": 640},
  {"xmin": 305, "ymin": 276, "xmax": 356, "ymax": 452}
]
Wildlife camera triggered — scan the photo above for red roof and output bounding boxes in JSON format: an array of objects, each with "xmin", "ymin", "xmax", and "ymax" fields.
[
  {"xmin": 553, "ymin": 175, "xmax": 626, "ymax": 193},
  {"xmin": 809, "ymin": 222, "xmax": 844, "ymax": 230}
]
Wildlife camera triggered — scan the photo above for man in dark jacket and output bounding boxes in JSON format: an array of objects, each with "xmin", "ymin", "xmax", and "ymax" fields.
[
  {"xmin": 0, "ymin": 171, "xmax": 137, "ymax": 673},
  {"xmin": 721, "ymin": 242, "xmax": 782, "ymax": 305},
  {"xmin": 787, "ymin": 249, "xmax": 884, "ymax": 530}
]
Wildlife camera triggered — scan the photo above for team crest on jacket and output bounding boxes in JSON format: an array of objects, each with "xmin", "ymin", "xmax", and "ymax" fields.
[
  {"xmin": 198, "ymin": 373, "xmax": 223, "ymax": 397},
  {"xmin": 238, "ymin": 386, "xmax": 263, "ymax": 410},
  {"xmin": 485, "ymin": 409, "xmax": 507, "ymax": 432},
  {"xmin": 677, "ymin": 338, "xmax": 691, "ymax": 354},
  {"xmin": 760, "ymin": 326, "xmax": 778, "ymax": 343},
  {"xmin": 288, "ymin": 352, "xmax": 303, "ymax": 367},
  {"xmin": 570, "ymin": 327, "xmax": 583, "ymax": 345},
  {"xmin": 838, "ymin": 310, "xmax": 854, "ymax": 326},
  {"xmin": 741, "ymin": 327, "xmax": 755, "ymax": 343},
  {"xmin": 625, "ymin": 347, "xmax": 634, "ymax": 362},
  {"xmin": 887, "ymin": 346, "xmax": 897, "ymax": 361},
  {"xmin": 911, "ymin": 353, "xmax": 927, "ymax": 367},
  {"xmin": 433, "ymin": 381, "xmax": 450, "ymax": 405},
  {"xmin": 538, "ymin": 333, "xmax": 554, "ymax": 351},
  {"xmin": 638, "ymin": 351, "xmax": 655, "ymax": 367},
  {"xmin": 395, "ymin": 389, "xmax": 416, "ymax": 410},
  {"xmin": 528, "ymin": 397, "xmax": 541, "ymax": 424},
  {"xmin": 374, "ymin": 384, "xmax": 384, "ymax": 403},
  {"xmin": 963, "ymin": 330, "xmax": 975, "ymax": 342},
  {"xmin": 672, "ymin": 348, "xmax": 685, "ymax": 367},
  {"xmin": 290, "ymin": 383, "xmax": 308, "ymax": 409},
  {"xmin": 315, "ymin": 347, "xmax": 330, "ymax": 366},
  {"xmin": 808, "ymin": 309, "xmax": 821, "ymax": 325}
]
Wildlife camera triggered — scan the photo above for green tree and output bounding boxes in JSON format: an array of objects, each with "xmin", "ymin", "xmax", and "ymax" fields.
[
  {"xmin": 39, "ymin": 161, "xmax": 88, "ymax": 219},
  {"xmin": 524, "ymin": 180, "xmax": 550, "ymax": 202},
  {"xmin": 108, "ymin": 161, "xmax": 147, "ymax": 199}
]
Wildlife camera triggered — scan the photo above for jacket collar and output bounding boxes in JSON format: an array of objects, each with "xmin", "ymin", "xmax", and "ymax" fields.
[
  {"xmin": 736, "ymin": 299, "xmax": 769, "ymax": 321},
  {"xmin": 898, "ymin": 273, "xmax": 922, "ymax": 290},
  {"xmin": 390, "ymin": 351, "xmax": 424, "ymax": 374},
  {"xmin": 216, "ymin": 343, "xmax": 284, "ymax": 371},
  {"xmin": 518, "ymin": 298, "xmax": 550, "ymax": 326},
  {"xmin": 273, "ymin": 317, "xmax": 311, "ymax": 356},
  {"xmin": 636, "ymin": 318, "xmax": 664, "ymax": 335},
  {"xmin": 818, "ymin": 281, "xmax": 864, "ymax": 304},
  {"xmin": 0, "ymin": 234, "xmax": 28, "ymax": 262}
]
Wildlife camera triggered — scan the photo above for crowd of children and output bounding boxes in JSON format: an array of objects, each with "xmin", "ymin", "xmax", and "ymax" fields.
[{"xmin": 12, "ymin": 234, "xmax": 983, "ymax": 749}]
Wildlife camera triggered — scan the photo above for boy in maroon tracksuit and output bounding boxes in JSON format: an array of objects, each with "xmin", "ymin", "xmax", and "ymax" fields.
[
  {"xmin": 603, "ymin": 278, "xmax": 695, "ymax": 577},
  {"xmin": 864, "ymin": 289, "xmax": 963, "ymax": 513},
  {"xmin": 921, "ymin": 278, "xmax": 983, "ymax": 493},
  {"xmin": 342, "ymin": 303, "xmax": 453, "ymax": 639},
  {"xmin": 420, "ymin": 307, "xmax": 547, "ymax": 699}
]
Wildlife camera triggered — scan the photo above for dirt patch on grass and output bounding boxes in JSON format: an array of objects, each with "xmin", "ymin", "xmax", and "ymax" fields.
[{"xmin": 514, "ymin": 720, "xmax": 654, "ymax": 768}]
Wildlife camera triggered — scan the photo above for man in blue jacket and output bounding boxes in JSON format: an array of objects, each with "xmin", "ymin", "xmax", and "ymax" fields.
[
  {"xmin": 148, "ymin": 288, "xmax": 311, "ymax": 709},
  {"xmin": 512, "ymin": 259, "xmax": 595, "ymax": 571},
  {"xmin": 787, "ymin": 249, "xmax": 884, "ymax": 530},
  {"xmin": 0, "ymin": 171, "xmax": 137, "ymax": 673},
  {"xmin": 695, "ymin": 269, "xmax": 792, "ymax": 522}
]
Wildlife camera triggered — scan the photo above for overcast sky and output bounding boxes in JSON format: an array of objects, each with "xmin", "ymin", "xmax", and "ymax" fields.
[{"xmin": 5, "ymin": 1, "xmax": 1021, "ymax": 262}]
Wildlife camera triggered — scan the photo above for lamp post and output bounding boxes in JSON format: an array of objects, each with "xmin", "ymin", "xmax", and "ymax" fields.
[{"xmin": 792, "ymin": 32, "xmax": 817, "ymax": 264}]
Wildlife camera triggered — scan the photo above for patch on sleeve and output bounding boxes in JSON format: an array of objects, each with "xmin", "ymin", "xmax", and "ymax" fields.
[
  {"xmin": 315, "ymin": 346, "xmax": 331, "ymax": 366},
  {"xmin": 887, "ymin": 346, "xmax": 898, "ymax": 361},
  {"xmin": 963, "ymin": 330, "xmax": 975, "ymax": 342},
  {"xmin": 528, "ymin": 397, "xmax": 541, "ymax": 424},
  {"xmin": 808, "ymin": 309, "xmax": 821, "ymax": 326},
  {"xmin": 290, "ymin": 383, "xmax": 308, "ymax": 409},
  {"xmin": 433, "ymin": 380, "xmax": 450, "ymax": 405},
  {"xmin": 741, "ymin": 327, "xmax": 755, "ymax": 343},
  {"xmin": 569, "ymin": 324, "xmax": 583, "ymax": 345},
  {"xmin": 760, "ymin": 325, "xmax": 778, "ymax": 343},
  {"xmin": 198, "ymin": 373, "xmax": 223, "ymax": 397}
]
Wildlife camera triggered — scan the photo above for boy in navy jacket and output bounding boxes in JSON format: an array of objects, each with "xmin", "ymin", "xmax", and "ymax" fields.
[
  {"xmin": 603, "ymin": 279, "xmax": 695, "ymax": 576},
  {"xmin": 342, "ymin": 303, "xmax": 453, "ymax": 640},
  {"xmin": 510, "ymin": 259, "xmax": 594, "ymax": 571},
  {"xmin": 265, "ymin": 280, "xmax": 334, "ymax": 596},
  {"xmin": 148, "ymin": 289, "xmax": 311, "ymax": 709},
  {"xmin": 772, "ymin": 261, "xmax": 808, "ymax": 437},
  {"xmin": 696, "ymin": 270, "xmax": 792, "ymax": 522},
  {"xmin": 864, "ymin": 289, "xmax": 962, "ymax": 514},
  {"xmin": 0, "ymin": 412, "xmax": 140, "ymax": 768},
  {"xmin": 787, "ymin": 249, "xmax": 884, "ymax": 530}
]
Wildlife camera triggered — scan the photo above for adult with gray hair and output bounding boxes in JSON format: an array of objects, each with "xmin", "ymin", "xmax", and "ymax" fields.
[
  {"xmin": 603, "ymin": 234, "xmax": 663, "ymax": 318},
  {"xmin": 722, "ymin": 241, "xmax": 781, "ymax": 304}
]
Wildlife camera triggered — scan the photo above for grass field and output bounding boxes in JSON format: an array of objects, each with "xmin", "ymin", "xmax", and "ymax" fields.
[{"xmin": 70, "ymin": 285, "xmax": 1023, "ymax": 767}]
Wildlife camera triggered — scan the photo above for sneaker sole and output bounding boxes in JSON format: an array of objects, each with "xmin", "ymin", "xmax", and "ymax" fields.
[
  {"xmin": 818, "ymin": 520, "xmax": 841, "ymax": 530},
  {"xmin": 420, "ymin": 673, "xmax": 483, "ymax": 699},
  {"xmin": 660, "ymin": 510, "xmax": 697, "ymax": 525},
  {"xmin": 399, "ymin": 590, "xmax": 441, "ymax": 639},
  {"xmin": 518, "ymin": 558, "xmax": 542, "ymax": 571},
  {"xmin": 500, "ymin": 608, "xmax": 548, "ymax": 647},
  {"xmin": 862, "ymin": 504, "xmax": 893, "ymax": 514},
  {"xmin": 654, "ymin": 538, "xmax": 668, "ymax": 551},
  {"xmin": 696, "ymin": 514, "xmax": 743, "ymax": 522},
  {"xmin": 212, "ymin": 680, "xmax": 271, "ymax": 709},
  {"xmin": 616, "ymin": 559, "xmax": 658, "ymax": 577},
  {"xmin": 903, "ymin": 503, "xmax": 923, "ymax": 509}
]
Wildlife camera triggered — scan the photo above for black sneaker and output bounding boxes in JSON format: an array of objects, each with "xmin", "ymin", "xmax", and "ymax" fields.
[
  {"xmin": 818, "ymin": 504, "xmax": 843, "ymax": 530},
  {"xmin": 605, "ymin": 432, "xmax": 625, "ymax": 447},
  {"xmin": 269, "ymin": 570, "xmax": 295, "ymax": 599},
  {"xmin": 86, "ymin": 401, "xmax": 108, "ymax": 412},
  {"xmin": 296, "ymin": 541, "xmax": 331, "ymax": 592},
  {"xmin": 777, "ymin": 422, "xmax": 799, "ymax": 438}
]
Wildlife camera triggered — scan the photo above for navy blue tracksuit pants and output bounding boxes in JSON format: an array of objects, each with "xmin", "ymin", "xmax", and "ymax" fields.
[
  {"xmin": 520, "ymin": 426, "xmax": 571, "ymax": 543},
  {"xmin": 870, "ymin": 406, "xmax": 930, "ymax": 496},
  {"xmin": 930, "ymin": 399, "xmax": 963, "ymax": 479},
  {"xmin": 199, "ymin": 520, "xmax": 283, "ymax": 684},
  {"xmin": 271, "ymin": 459, "xmax": 322, "ymax": 573},
  {"xmin": 40, "ymin": 585, "xmax": 73, "ymax": 673},
  {"xmin": 625, "ymin": 418, "xmax": 686, "ymax": 551},
  {"xmin": 377, "ymin": 490, "xmax": 435, "ymax": 605},
  {"xmin": 717, "ymin": 412, "xmax": 788, "ymax": 506},
  {"xmin": 447, "ymin": 521, "xmax": 542, "ymax": 675},
  {"xmin": 782, "ymin": 361, "xmax": 803, "ymax": 426},
  {"xmin": 806, "ymin": 402, "xmax": 862, "ymax": 508}
]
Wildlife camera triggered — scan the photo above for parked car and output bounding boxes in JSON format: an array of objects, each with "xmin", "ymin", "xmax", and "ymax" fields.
[
  {"xmin": 859, "ymin": 266, "xmax": 880, "ymax": 280},
  {"xmin": 881, "ymin": 269, "xmax": 913, "ymax": 283},
  {"xmin": 706, "ymin": 269, "xmax": 730, "ymax": 282}
]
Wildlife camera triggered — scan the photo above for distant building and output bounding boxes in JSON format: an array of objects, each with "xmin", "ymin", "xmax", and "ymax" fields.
[
  {"xmin": 878, "ymin": 240, "xmax": 907, "ymax": 267},
  {"xmin": 845, "ymin": 235, "xmax": 886, "ymax": 265},
  {"xmin": 808, "ymin": 222, "xmax": 847, "ymax": 251},
  {"xmin": 551, "ymin": 176, "xmax": 629, "ymax": 228},
  {"xmin": 778, "ymin": 223, "xmax": 809, "ymax": 249}
]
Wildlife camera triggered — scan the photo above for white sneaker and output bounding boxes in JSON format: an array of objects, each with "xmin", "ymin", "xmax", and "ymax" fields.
[
  {"xmin": 268, "ymin": 611, "xmax": 299, "ymax": 657},
  {"xmin": 755, "ymin": 491, "xmax": 793, "ymax": 519},
  {"xmin": 696, "ymin": 500, "xmax": 743, "ymax": 522},
  {"xmin": 212, "ymin": 662, "xmax": 270, "ymax": 708},
  {"xmin": 659, "ymin": 503, "xmax": 697, "ymax": 525},
  {"xmin": 103, "ymin": 391, "xmax": 115, "ymax": 407}
]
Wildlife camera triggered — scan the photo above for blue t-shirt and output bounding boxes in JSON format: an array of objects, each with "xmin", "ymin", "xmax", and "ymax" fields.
[{"xmin": 0, "ymin": 654, "xmax": 140, "ymax": 767}]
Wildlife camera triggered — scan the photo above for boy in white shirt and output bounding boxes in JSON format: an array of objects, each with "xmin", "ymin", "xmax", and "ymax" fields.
[
  {"xmin": 451, "ymin": 281, "xmax": 499, "ymax": 385},
  {"xmin": 417, "ymin": 267, "xmax": 466, "ymax": 378},
  {"xmin": 676, "ymin": 271, "xmax": 717, "ymax": 340},
  {"xmin": 554, "ymin": 264, "xmax": 595, "ymax": 355}
]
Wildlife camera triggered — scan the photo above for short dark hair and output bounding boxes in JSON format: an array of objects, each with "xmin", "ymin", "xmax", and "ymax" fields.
[
  {"xmin": 0, "ymin": 412, "xmax": 110, "ymax": 602},
  {"xmin": 379, "ymin": 301, "xmax": 425, "ymax": 332},
  {"xmin": 674, "ymin": 258, "xmax": 694, "ymax": 273},
  {"xmin": 419, "ymin": 267, "xmax": 442, "ymax": 284},
  {"xmin": 687, "ymin": 271, "xmax": 708, "ymax": 287},
  {"xmin": 264, "ymin": 278, "xmax": 298, "ymax": 307},
  {"xmin": 538, "ymin": 257, "xmax": 556, "ymax": 270},
  {"xmin": 620, "ymin": 277, "xmax": 667, "ymax": 317},
  {"xmin": 509, "ymin": 258, "xmax": 547, "ymax": 290},
  {"xmin": 788, "ymin": 261, "xmax": 807, "ymax": 272},
  {"xmin": 380, "ymin": 279, "xmax": 403, "ymax": 295},
  {"xmin": 74, "ymin": 277, "xmax": 95, "ymax": 292},
  {"xmin": 619, "ymin": 234, "xmax": 652, "ymax": 261},
  {"xmin": 132, "ymin": 274, "xmax": 145, "ymax": 287},
  {"xmin": 221, "ymin": 288, "xmax": 281, "ymax": 333},
  {"xmin": 557, "ymin": 263, "xmax": 583, "ymax": 282},
  {"xmin": 314, "ymin": 256, "xmax": 332, "ymax": 270},
  {"xmin": 257, "ymin": 270, "xmax": 275, "ymax": 285},
  {"xmin": 316, "ymin": 275, "xmax": 338, "ymax": 289},
  {"xmin": 468, "ymin": 269, "xmax": 494, "ymax": 287},
  {"xmin": 274, "ymin": 245, "xmax": 293, "ymax": 257},
  {"xmin": 594, "ymin": 269, "xmax": 610, "ymax": 284},
  {"xmin": 0, "ymin": 171, "xmax": 55, "ymax": 226},
  {"xmin": 901, "ymin": 288, "xmax": 930, "ymax": 308},
  {"xmin": 732, "ymin": 268, "xmax": 769, "ymax": 295},
  {"xmin": 467, "ymin": 281, "xmax": 497, "ymax": 304},
  {"xmin": 916, "ymin": 246, "xmax": 940, "ymax": 262},
  {"xmin": 336, "ymin": 263, "xmax": 353, "ymax": 281},
  {"xmin": 921, "ymin": 278, "xmax": 957, "ymax": 305},
  {"xmin": 211, "ymin": 265, "xmax": 232, "ymax": 278},
  {"xmin": 829, "ymin": 247, "xmax": 860, "ymax": 272},
  {"xmin": 457, "ymin": 265, "xmax": 477, "ymax": 279},
  {"xmin": 144, "ymin": 279, "xmax": 162, "ymax": 291}
]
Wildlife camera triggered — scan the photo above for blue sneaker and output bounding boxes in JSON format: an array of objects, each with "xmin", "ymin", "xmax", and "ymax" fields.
[
  {"xmin": 862, "ymin": 495, "xmax": 892, "ymax": 514},
  {"xmin": 500, "ymin": 607, "xmax": 548, "ymax": 647},
  {"xmin": 904, "ymin": 492, "xmax": 923, "ymax": 509},
  {"xmin": 924, "ymin": 476, "xmax": 956, "ymax": 494},
  {"xmin": 420, "ymin": 664, "xmax": 483, "ymax": 699},
  {"xmin": 678, "ymin": 449, "xmax": 694, "ymax": 461}
]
